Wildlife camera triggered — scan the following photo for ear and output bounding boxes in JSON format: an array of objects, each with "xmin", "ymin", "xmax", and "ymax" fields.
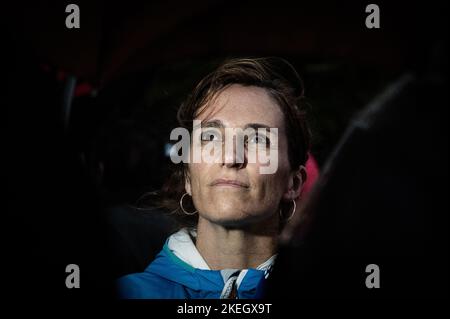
[
  {"xmin": 282, "ymin": 165, "xmax": 306, "ymax": 201},
  {"xmin": 184, "ymin": 167, "xmax": 192, "ymax": 195}
]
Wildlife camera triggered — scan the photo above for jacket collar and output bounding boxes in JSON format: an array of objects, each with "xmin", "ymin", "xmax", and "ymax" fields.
[{"xmin": 166, "ymin": 228, "xmax": 277, "ymax": 273}]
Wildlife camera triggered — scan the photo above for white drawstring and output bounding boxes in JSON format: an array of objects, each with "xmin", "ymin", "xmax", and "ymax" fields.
[{"xmin": 220, "ymin": 271, "xmax": 240, "ymax": 299}]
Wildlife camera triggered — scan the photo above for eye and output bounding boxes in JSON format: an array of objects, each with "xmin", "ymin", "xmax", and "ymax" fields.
[
  {"xmin": 247, "ymin": 133, "xmax": 270, "ymax": 145},
  {"xmin": 201, "ymin": 130, "xmax": 221, "ymax": 142}
]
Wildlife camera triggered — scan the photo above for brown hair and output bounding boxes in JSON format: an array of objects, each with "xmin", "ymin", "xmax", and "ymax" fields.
[{"xmin": 146, "ymin": 57, "xmax": 311, "ymax": 228}]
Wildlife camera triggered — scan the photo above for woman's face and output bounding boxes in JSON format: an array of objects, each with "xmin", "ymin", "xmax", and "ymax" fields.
[{"xmin": 185, "ymin": 84, "xmax": 302, "ymax": 227}]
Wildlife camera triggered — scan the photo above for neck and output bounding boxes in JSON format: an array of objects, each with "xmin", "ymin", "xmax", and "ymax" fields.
[{"xmin": 195, "ymin": 214, "xmax": 279, "ymax": 270}]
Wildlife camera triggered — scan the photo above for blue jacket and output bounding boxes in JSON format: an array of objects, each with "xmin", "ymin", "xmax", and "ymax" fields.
[{"xmin": 116, "ymin": 228, "xmax": 275, "ymax": 299}]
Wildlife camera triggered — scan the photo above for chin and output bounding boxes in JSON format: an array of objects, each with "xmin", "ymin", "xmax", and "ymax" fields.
[{"xmin": 211, "ymin": 207, "xmax": 245, "ymax": 220}]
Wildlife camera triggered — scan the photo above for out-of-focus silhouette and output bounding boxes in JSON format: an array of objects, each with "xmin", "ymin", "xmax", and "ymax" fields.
[{"xmin": 271, "ymin": 41, "xmax": 449, "ymax": 298}]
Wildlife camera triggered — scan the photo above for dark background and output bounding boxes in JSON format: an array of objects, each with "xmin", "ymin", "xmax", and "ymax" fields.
[{"xmin": 5, "ymin": 0, "xmax": 448, "ymax": 300}]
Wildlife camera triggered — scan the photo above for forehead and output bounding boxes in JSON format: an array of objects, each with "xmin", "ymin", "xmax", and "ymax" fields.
[{"xmin": 196, "ymin": 84, "xmax": 285, "ymax": 128}]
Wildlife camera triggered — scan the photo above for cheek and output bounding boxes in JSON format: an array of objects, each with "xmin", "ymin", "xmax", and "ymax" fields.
[
  {"xmin": 248, "ymin": 167, "xmax": 277, "ymax": 194},
  {"xmin": 250, "ymin": 162, "xmax": 291, "ymax": 199},
  {"xmin": 188, "ymin": 163, "xmax": 210, "ymax": 195},
  {"xmin": 251, "ymin": 139, "xmax": 290, "ymax": 182}
]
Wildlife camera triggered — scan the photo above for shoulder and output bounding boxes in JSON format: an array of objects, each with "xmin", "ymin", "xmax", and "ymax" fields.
[
  {"xmin": 116, "ymin": 271, "xmax": 184, "ymax": 299},
  {"xmin": 116, "ymin": 246, "xmax": 192, "ymax": 299}
]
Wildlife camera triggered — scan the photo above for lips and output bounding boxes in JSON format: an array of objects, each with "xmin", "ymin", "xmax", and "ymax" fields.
[{"xmin": 210, "ymin": 178, "xmax": 249, "ymax": 188}]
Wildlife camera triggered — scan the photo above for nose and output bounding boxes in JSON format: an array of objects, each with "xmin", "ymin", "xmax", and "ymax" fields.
[{"xmin": 222, "ymin": 135, "xmax": 246, "ymax": 169}]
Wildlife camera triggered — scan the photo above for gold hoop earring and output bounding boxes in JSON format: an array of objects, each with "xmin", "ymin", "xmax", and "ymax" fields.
[
  {"xmin": 279, "ymin": 199, "xmax": 296, "ymax": 221},
  {"xmin": 180, "ymin": 193, "xmax": 198, "ymax": 215}
]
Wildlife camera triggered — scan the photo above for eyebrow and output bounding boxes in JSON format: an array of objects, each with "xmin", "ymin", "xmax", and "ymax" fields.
[{"xmin": 199, "ymin": 119, "xmax": 272, "ymax": 130}]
